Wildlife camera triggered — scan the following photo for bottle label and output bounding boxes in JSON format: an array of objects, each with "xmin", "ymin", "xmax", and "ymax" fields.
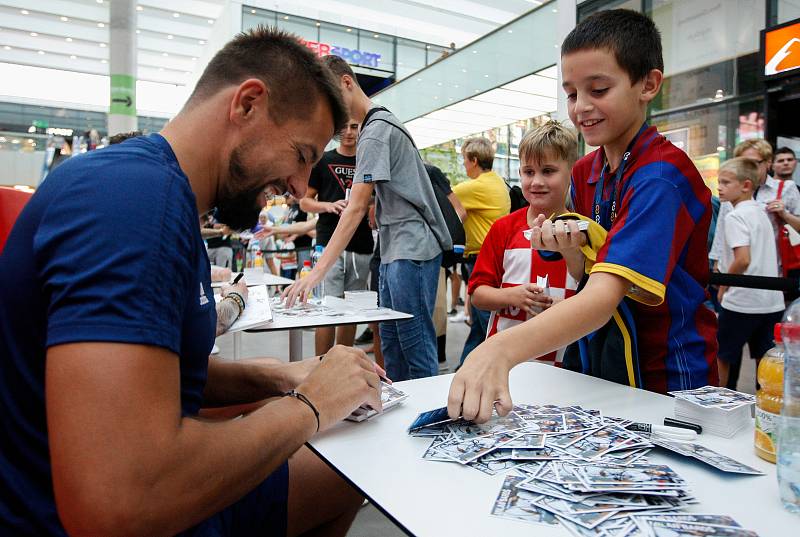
[{"xmin": 755, "ymin": 407, "xmax": 780, "ymax": 455}]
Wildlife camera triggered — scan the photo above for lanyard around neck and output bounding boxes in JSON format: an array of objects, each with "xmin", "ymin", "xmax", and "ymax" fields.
[{"xmin": 593, "ymin": 123, "xmax": 649, "ymax": 228}]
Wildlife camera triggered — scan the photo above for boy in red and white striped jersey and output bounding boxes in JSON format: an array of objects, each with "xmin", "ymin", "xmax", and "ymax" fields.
[{"xmin": 468, "ymin": 121, "xmax": 579, "ymax": 365}]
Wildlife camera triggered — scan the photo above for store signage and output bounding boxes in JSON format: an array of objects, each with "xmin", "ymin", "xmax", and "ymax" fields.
[
  {"xmin": 303, "ymin": 40, "xmax": 381, "ymax": 69},
  {"xmin": 762, "ymin": 18, "xmax": 800, "ymax": 78}
]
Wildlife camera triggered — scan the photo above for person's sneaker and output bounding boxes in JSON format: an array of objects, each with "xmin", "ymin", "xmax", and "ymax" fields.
[
  {"xmin": 355, "ymin": 327, "xmax": 373, "ymax": 344},
  {"xmin": 447, "ymin": 308, "xmax": 457, "ymax": 316},
  {"xmin": 457, "ymin": 297, "xmax": 465, "ymax": 306},
  {"xmin": 448, "ymin": 311, "xmax": 467, "ymax": 323}
]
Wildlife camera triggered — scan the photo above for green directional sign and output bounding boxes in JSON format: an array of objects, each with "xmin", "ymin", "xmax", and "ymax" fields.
[{"xmin": 110, "ymin": 74, "xmax": 136, "ymax": 116}]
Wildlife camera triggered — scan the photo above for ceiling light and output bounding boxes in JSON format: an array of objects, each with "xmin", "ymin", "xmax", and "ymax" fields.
[
  {"xmin": 158, "ymin": 67, "xmax": 164, "ymax": 71},
  {"xmin": 30, "ymin": 32, "xmax": 38, "ymax": 37},
  {"xmin": 167, "ymin": 34, "xmax": 173, "ymax": 39},
  {"xmin": 207, "ymin": 19, "xmax": 214, "ymax": 24},
  {"xmin": 27, "ymin": 126, "xmax": 35, "ymax": 132},
  {"xmin": 97, "ymin": 22, "xmax": 105, "ymax": 28},
  {"xmin": 507, "ymin": 30, "xmax": 513, "ymax": 33},
  {"xmin": 162, "ymin": 52, "xmax": 168, "ymax": 56},
  {"xmin": 136, "ymin": 30, "xmax": 141, "ymax": 34},
  {"xmin": 20, "ymin": 9, "xmax": 29, "ymax": 15},
  {"xmin": 552, "ymin": 8, "xmax": 558, "ymax": 13},
  {"xmin": 346, "ymin": 28, "xmax": 352, "ymax": 32},
  {"xmin": 461, "ymin": 68, "xmax": 467, "ymax": 73},
  {"xmin": 101, "ymin": 59, "xmax": 107, "ymax": 63},
  {"xmin": 433, "ymin": 96, "xmax": 438, "ymax": 99},
  {"xmin": 454, "ymin": 84, "xmax": 459, "ymax": 88},
  {"xmin": 251, "ymin": 9, "xmax": 256, "ymax": 14},
  {"xmin": 69, "ymin": 54, "xmax": 76, "ymax": 59},
  {"xmin": 172, "ymin": 12, "xmax": 180, "ymax": 18},
  {"xmin": 472, "ymin": 50, "xmax": 478, "ymax": 54},
  {"xmin": 60, "ymin": 16, "xmax": 69, "ymax": 22},
  {"xmin": 315, "ymin": 22, "xmax": 320, "ymax": 27},
  {"xmin": 374, "ymin": 34, "xmax": 379, "ymax": 38},
  {"xmin": 99, "ymin": 43, "xmax": 107, "ymax": 47},
  {"xmin": 65, "ymin": 37, "xmax": 72, "ymax": 42},
  {"xmin": 3, "ymin": 46, "xmax": 11, "ymax": 50},
  {"xmin": 283, "ymin": 15, "xmax": 289, "ymax": 20},
  {"xmin": 437, "ymin": 82, "xmax": 442, "ymax": 86},
  {"xmin": 37, "ymin": 50, "xmax": 45, "ymax": 55},
  {"xmin": 96, "ymin": 0, "xmax": 103, "ymax": 3},
  {"xmin": 484, "ymin": 74, "xmax": 489, "ymax": 77},
  {"xmin": 425, "ymin": 45, "xmax": 430, "ymax": 49},
  {"xmin": 11, "ymin": 139, "xmax": 20, "ymax": 144},
  {"xmin": 417, "ymin": 78, "xmax": 422, "ymax": 82},
  {"xmin": 198, "ymin": 40, "xmax": 205, "ymax": 45},
  {"xmin": 137, "ymin": 6, "xmax": 143, "ymax": 11},
  {"xmin": 191, "ymin": 56, "xmax": 197, "ymax": 61}
]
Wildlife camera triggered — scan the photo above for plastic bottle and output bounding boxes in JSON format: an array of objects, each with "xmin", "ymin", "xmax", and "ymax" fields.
[
  {"xmin": 299, "ymin": 260, "xmax": 313, "ymax": 295},
  {"xmin": 779, "ymin": 299, "xmax": 800, "ymax": 513},
  {"xmin": 311, "ymin": 245, "xmax": 325, "ymax": 301},
  {"xmin": 254, "ymin": 250, "xmax": 264, "ymax": 269},
  {"xmin": 755, "ymin": 324, "xmax": 784, "ymax": 463}
]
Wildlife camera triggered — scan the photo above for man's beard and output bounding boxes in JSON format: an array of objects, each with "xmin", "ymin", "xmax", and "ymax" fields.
[{"xmin": 214, "ymin": 145, "xmax": 274, "ymax": 231}]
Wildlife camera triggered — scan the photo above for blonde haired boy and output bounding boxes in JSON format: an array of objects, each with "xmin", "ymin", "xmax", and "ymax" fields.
[
  {"xmin": 468, "ymin": 121, "xmax": 580, "ymax": 365},
  {"xmin": 715, "ymin": 157, "xmax": 784, "ymax": 389}
]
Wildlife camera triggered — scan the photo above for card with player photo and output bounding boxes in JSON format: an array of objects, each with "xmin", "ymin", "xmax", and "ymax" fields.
[{"xmin": 490, "ymin": 474, "xmax": 560, "ymax": 526}]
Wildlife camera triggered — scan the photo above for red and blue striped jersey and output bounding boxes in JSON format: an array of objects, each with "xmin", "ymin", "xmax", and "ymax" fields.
[{"xmin": 570, "ymin": 125, "xmax": 718, "ymax": 393}]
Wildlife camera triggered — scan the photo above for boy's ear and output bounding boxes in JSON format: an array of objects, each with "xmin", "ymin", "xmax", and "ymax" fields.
[{"xmin": 640, "ymin": 68, "xmax": 664, "ymax": 104}]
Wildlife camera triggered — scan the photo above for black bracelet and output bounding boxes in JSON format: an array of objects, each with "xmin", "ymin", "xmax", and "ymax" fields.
[
  {"xmin": 223, "ymin": 295, "xmax": 243, "ymax": 318},
  {"xmin": 227, "ymin": 291, "xmax": 245, "ymax": 310},
  {"xmin": 285, "ymin": 390, "xmax": 320, "ymax": 432}
]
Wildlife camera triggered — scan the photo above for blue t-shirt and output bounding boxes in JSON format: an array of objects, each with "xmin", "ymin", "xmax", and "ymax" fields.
[{"xmin": 0, "ymin": 134, "xmax": 216, "ymax": 534}]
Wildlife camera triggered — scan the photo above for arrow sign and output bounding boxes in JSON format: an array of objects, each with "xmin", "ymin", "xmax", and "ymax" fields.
[{"xmin": 111, "ymin": 96, "xmax": 132, "ymax": 107}]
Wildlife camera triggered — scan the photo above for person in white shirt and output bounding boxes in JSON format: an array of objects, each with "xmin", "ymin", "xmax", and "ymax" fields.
[
  {"xmin": 715, "ymin": 157, "xmax": 785, "ymax": 390},
  {"xmin": 710, "ymin": 139, "xmax": 800, "ymax": 275}
]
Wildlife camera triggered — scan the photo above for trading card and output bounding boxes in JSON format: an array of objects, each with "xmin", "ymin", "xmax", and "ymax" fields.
[
  {"xmin": 469, "ymin": 457, "xmax": 529, "ymax": 476},
  {"xmin": 345, "ymin": 382, "xmax": 408, "ymax": 422},
  {"xmin": 634, "ymin": 514, "xmax": 741, "ymax": 528},
  {"xmin": 534, "ymin": 496, "xmax": 617, "ymax": 529},
  {"xmin": 503, "ymin": 432, "xmax": 546, "ymax": 449},
  {"xmin": 446, "ymin": 412, "xmax": 527, "ymax": 439},
  {"xmin": 556, "ymin": 515, "xmax": 609, "ymax": 536},
  {"xmin": 668, "ymin": 386, "xmax": 755, "ymax": 410},
  {"xmin": 435, "ymin": 430, "xmax": 519, "ymax": 464},
  {"xmin": 511, "ymin": 446, "xmax": 565, "ymax": 460},
  {"xmin": 408, "ymin": 406, "xmax": 456, "ymax": 433},
  {"xmin": 636, "ymin": 519, "xmax": 758, "ymax": 537},
  {"xmin": 651, "ymin": 438, "xmax": 765, "ymax": 475},
  {"xmin": 579, "ymin": 464, "xmax": 685, "ymax": 488},
  {"xmin": 546, "ymin": 430, "xmax": 598, "ymax": 449},
  {"xmin": 523, "ymin": 414, "xmax": 567, "ymax": 433},
  {"xmin": 420, "ymin": 434, "xmax": 456, "ymax": 462},
  {"xmin": 490, "ymin": 475, "xmax": 560, "ymax": 526}
]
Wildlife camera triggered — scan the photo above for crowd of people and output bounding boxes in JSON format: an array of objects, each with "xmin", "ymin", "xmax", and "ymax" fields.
[{"xmin": 1, "ymin": 7, "xmax": 799, "ymax": 536}]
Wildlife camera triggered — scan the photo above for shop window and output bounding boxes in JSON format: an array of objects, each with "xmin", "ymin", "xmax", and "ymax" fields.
[
  {"xmin": 579, "ymin": 0, "xmax": 641, "ymax": 21},
  {"xmin": 319, "ymin": 23, "xmax": 358, "ymax": 53},
  {"xmin": 357, "ymin": 32, "xmax": 395, "ymax": 73},
  {"xmin": 650, "ymin": 98, "xmax": 765, "ymax": 194},
  {"xmin": 241, "ymin": 8, "xmax": 277, "ymax": 32},
  {"xmin": 778, "ymin": 0, "xmax": 800, "ymax": 23},
  {"xmin": 396, "ymin": 39, "xmax": 427, "ymax": 81},
  {"xmin": 277, "ymin": 15, "xmax": 319, "ymax": 44},
  {"xmin": 649, "ymin": 0, "xmax": 765, "ymax": 113}
]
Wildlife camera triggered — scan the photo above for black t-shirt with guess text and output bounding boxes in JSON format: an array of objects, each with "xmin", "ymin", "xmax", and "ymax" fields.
[{"xmin": 308, "ymin": 148, "xmax": 374, "ymax": 254}]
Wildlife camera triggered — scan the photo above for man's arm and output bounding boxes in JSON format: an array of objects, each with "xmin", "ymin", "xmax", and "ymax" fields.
[
  {"xmin": 298, "ymin": 185, "xmax": 347, "ymax": 216},
  {"xmin": 448, "ymin": 271, "xmax": 630, "ymax": 423},
  {"xmin": 203, "ymin": 355, "xmax": 320, "ymax": 405},
  {"xmin": 282, "ymin": 182, "xmax": 374, "ymax": 305},
  {"xmin": 47, "ymin": 342, "xmax": 380, "ymax": 536}
]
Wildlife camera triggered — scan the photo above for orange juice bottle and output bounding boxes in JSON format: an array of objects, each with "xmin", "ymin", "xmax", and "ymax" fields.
[{"xmin": 755, "ymin": 323, "xmax": 785, "ymax": 463}]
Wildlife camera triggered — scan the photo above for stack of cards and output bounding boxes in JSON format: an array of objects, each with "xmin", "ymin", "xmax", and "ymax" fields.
[
  {"xmin": 669, "ymin": 386, "xmax": 755, "ymax": 437},
  {"xmin": 409, "ymin": 403, "xmax": 762, "ymax": 536},
  {"xmin": 343, "ymin": 290, "xmax": 378, "ymax": 309},
  {"xmin": 345, "ymin": 382, "xmax": 408, "ymax": 422}
]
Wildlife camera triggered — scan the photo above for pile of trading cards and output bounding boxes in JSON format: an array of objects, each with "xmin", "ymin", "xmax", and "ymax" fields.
[
  {"xmin": 669, "ymin": 386, "xmax": 756, "ymax": 437},
  {"xmin": 409, "ymin": 404, "xmax": 760, "ymax": 536}
]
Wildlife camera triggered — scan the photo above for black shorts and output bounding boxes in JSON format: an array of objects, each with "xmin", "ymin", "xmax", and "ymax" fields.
[
  {"xmin": 717, "ymin": 308, "xmax": 783, "ymax": 365},
  {"xmin": 179, "ymin": 462, "xmax": 289, "ymax": 537}
]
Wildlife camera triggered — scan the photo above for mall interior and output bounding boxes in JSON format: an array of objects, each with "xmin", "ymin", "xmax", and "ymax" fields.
[{"xmin": 2, "ymin": 0, "xmax": 800, "ymax": 536}]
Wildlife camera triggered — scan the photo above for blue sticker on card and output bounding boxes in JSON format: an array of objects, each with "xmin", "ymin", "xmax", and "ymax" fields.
[{"xmin": 363, "ymin": 173, "xmax": 373, "ymax": 183}]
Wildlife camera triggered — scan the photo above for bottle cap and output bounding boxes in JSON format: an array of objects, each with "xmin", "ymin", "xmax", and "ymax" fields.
[
  {"xmin": 775, "ymin": 323, "xmax": 783, "ymax": 344},
  {"xmin": 303, "ymin": 260, "xmax": 311, "ymax": 267}
]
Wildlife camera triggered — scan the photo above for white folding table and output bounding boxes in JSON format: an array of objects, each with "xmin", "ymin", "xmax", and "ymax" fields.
[{"xmin": 308, "ymin": 362, "xmax": 793, "ymax": 536}]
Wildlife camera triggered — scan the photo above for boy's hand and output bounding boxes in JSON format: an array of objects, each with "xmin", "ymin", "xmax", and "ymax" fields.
[
  {"xmin": 531, "ymin": 214, "xmax": 586, "ymax": 252},
  {"xmin": 504, "ymin": 284, "xmax": 552, "ymax": 315},
  {"xmin": 717, "ymin": 285, "xmax": 728, "ymax": 303},
  {"xmin": 447, "ymin": 340, "xmax": 513, "ymax": 423}
]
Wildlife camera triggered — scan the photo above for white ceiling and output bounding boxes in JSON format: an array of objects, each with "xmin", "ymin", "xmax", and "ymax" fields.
[{"xmin": 0, "ymin": 0, "xmax": 543, "ymax": 89}]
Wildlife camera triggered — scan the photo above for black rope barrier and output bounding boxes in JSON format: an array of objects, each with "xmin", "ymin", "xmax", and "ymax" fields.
[{"xmin": 708, "ymin": 272, "xmax": 798, "ymax": 293}]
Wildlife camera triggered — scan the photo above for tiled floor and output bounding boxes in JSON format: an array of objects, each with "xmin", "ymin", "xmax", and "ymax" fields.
[{"xmin": 215, "ymin": 302, "xmax": 753, "ymax": 536}]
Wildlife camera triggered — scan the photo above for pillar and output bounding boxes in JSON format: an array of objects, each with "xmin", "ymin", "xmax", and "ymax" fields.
[{"xmin": 108, "ymin": 0, "xmax": 138, "ymax": 136}]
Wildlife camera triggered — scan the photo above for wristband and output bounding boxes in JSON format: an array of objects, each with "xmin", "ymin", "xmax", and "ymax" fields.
[
  {"xmin": 226, "ymin": 292, "xmax": 245, "ymax": 313},
  {"xmin": 285, "ymin": 390, "xmax": 320, "ymax": 432},
  {"xmin": 223, "ymin": 295, "xmax": 243, "ymax": 318}
]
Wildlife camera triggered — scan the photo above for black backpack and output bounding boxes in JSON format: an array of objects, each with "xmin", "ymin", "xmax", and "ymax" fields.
[
  {"xmin": 362, "ymin": 107, "xmax": 461, "ymax": 268},
  {"xmin": 505, "ymin": 180, "xmax": 529, "ymax": 212}
]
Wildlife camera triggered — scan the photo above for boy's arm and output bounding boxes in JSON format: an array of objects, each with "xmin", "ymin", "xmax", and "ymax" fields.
[
  {"xmin": 448, "ymin": 271, "xmax": 629, "ymax": 423},
  {"xmin": 717, "ymin": 245, "xmax": 750, "ymax": 300},
  {"xmin": 471, "ymin": 284, "xmax": 551, "ymax": 314}
]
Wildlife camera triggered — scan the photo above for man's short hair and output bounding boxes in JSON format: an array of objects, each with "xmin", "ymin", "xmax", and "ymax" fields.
[
  {"xmin": 519, "ymin": 121, "xmax": 578, "ymax": 168},
  {"xmin": 322, "ymin": 55, "xmax": 360, "ymax": 87},
  {"xmin": 720, "ymin": 157, "xmax": 760, "ymax": 187},
  {"xmin": 108, "ymin": 131, "xmax": 142, "ymax": 145},
  {"xmin": 776, "ymin": 146, "xmax": 796, "ymax": 159},
  {"xmin": 561, "ymin": 9, "xmax": 664, "ymax": 84},
  {"xmin": 461, "ymin": 137, "xmax": 495, "ymax": 171},
  {"xmin": 189, "ymin": 26, "xmax": 346, "ymax": 132},
  {"xmin": 733, "ymin": 139, "xmax": 773, "ymax": 162}
]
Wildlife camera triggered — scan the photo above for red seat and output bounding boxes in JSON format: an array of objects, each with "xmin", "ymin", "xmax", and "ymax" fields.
[{"xmin": 0, "ymin": 187, "xmax": 34, "ymax": 254}]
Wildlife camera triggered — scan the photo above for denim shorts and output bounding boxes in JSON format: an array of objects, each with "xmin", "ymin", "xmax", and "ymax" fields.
[{"xmin": 179, "ymin": 462, "xmax": 289, "ymax": 537}]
